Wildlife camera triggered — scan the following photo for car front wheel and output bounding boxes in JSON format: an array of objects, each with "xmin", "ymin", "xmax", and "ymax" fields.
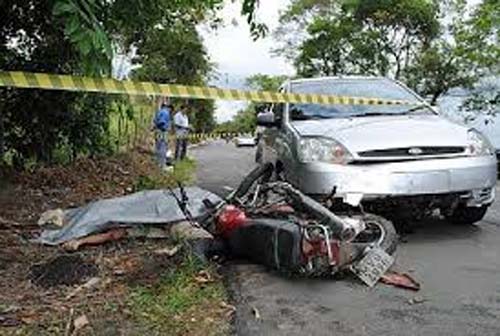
[{"xmin": 444, "ymin": 205, "xmax": 489, "ymax": 225}]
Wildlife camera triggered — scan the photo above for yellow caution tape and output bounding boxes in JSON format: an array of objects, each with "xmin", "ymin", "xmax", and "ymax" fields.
[
  {"xmin": 0, "ymin": 71, "xmax": 412, "ymax": 106},
  {"xmin": 165, "ymin": 132, "xmax": 251, "ymax": 140}
]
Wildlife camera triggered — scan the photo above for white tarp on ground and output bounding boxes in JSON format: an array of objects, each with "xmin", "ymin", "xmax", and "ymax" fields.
[{"xmin": 37, "ymin": 187, "xmax": 221, "ymax": 245}]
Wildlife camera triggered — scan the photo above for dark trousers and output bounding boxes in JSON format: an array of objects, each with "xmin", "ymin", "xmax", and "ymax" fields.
[{"xmin": 175, "ymin": 137, "xmax": 188, "ymax": 160}]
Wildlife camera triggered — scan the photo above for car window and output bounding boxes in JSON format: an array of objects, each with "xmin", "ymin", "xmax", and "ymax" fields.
[{"xmin": 289, "ymin": 78, "xmax": 433, "ymax": 120}]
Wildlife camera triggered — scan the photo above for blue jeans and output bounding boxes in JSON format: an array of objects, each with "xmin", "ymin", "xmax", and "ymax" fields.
[{"xmin": 155, "ymin": 131, "xmax": 168, "ymax": 167}]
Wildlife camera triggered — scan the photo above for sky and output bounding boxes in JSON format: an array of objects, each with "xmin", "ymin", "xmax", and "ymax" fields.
[{"xmin": 200, "ymin": 0, "xmax": 293, "ymax": 122}]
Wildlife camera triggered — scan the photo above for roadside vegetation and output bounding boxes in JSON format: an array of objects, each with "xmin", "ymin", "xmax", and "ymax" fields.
[
  {"xmin": 128, "ymin": 254, "xmax": 229, "ymax": 336},
  {"xmin": 0, "ymin": 148, "xmax": 234, "ymax": 335}
]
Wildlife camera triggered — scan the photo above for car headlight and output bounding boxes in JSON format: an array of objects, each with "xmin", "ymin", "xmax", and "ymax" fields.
[
  {"xmin": 465, "ymin": 129, "xmax": 495, "ymax": 157},
  {"xmin": 298, "ymin": 137, "xmax": 353, "ymax": 164}
]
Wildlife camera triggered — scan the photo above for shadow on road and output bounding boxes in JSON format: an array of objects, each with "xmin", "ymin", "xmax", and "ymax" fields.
[{"xmin": 396, "ymin": 218, "xmax": 483, "ymax": 243}]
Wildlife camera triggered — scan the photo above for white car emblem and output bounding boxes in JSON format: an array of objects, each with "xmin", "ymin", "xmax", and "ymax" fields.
[{"xmin": 408, "ymin": 147, "xmax": 423, "ymax": 155}]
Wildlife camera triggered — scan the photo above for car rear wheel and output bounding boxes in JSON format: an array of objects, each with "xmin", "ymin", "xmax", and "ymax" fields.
[{"xmin": 445, "ymin": 205, "xmax": 488, "ymax": 225}]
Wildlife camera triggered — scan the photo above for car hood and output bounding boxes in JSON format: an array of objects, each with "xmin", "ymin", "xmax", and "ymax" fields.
[{"xmin": 291, "ymin": 115, "xmax": 469, "ymax": 153}]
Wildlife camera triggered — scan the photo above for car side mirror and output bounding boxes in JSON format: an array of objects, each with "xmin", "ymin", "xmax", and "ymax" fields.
[{"xmin": 257, "ymin": 112, "xmax": 277, "ymax": 127}]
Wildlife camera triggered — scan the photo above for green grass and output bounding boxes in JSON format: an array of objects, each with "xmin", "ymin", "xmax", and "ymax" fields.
[
  {"xmin": 171, "ymin": 158, "xmax": 197, "ymax": 184},
  {"xmin": 134, "ymin": 158, "xmax": 197, "ymax": 191},
  {"xmin": 127, "ymin": 254, "xmax": 227, "ymax": 335}
]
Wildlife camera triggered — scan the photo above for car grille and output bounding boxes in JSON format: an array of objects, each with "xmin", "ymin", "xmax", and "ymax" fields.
[{"xmin": 358, "ymin": 146, "xmax": 465, "ymax": 159}]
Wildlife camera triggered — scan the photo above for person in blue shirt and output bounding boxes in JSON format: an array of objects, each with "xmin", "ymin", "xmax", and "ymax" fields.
[{"xmin": 152, "ymin": 103, "xmax": 172, "ymax": 169}]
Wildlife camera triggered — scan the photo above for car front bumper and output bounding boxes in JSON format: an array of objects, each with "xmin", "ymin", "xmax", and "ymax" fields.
[{"xmin": 294, "ymin": 155, "xmax": 498, "ymax": 205}]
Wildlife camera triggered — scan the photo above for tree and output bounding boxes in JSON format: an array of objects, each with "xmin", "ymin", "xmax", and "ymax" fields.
[
  {"xmin": 406, "ymin": 0, "xmax": 499, "ymax": 104},
  {"xmin": 275, "ymin": 0, "xmax": 440, "ymax": 79},
  {"xmin": 133, "ymin": 24, "xmax": 212, "ymax": 85},
  {"xmin": 461, "ymin": 78, "xmax": 500, "ymax": 122},
  {"xmin": 275, "ymin": 0, "xmax": 498, "ymax": 111},
  {"xmin": 132, "ymin": 23, "xmax": 216, "ymax": 132},
  {"xmin": 0, "ymin": 0, "xmax": 112, "ymax": 165},
  {"xmin": 52, "ymin": 0, "xmax": 267, "ymax": 74}
]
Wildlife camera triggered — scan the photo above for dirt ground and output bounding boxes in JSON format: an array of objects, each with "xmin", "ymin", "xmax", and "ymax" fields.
[{"xmin": 0, "ymin": 151, "xmax": 231, "ymax": 335}]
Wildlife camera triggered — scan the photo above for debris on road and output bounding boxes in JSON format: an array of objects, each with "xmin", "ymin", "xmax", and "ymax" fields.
[
  {"xmin": 252, "ymin": 306, "xmax": 261, "ymax": 320},
  {"xmin": 408, "ymin": 296, "xmax": 426, "ymax": 305},
  {"xmin": 29, "ymin": 255, "xmax": 98, "ymax": 288},
  {"xmin": 380, "ymin": 271, "xmax": 421, "ymax": 291}
]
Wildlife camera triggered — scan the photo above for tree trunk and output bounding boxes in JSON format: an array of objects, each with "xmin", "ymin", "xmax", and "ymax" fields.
[{"xmin": 430, "ymin": 89, "xmax": 443, "ymax": 106}]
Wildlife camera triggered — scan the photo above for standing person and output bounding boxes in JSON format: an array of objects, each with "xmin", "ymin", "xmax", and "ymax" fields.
[
  {"xmin": 152, "ymin": 103, "xmax": 171, "ymax": 169},
  {"xmin": 174, "ymin": 105, "xmax": 190, "ymax": 161}
]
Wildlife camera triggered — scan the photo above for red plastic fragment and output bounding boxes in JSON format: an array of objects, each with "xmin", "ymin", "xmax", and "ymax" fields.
[{"xmin": 380, "ymin": 271, "xmax": 421, "ymax": 291}]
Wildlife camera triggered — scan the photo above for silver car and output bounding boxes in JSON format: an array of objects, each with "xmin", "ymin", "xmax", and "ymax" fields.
[{"xmin": 257, "ymin": 77, "xmax": 498, "ymax": 224}]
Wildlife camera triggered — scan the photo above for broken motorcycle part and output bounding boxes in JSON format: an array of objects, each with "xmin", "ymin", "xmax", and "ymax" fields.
[{"xmin": 381, "ymin": 271, "xmax": 421, "ymax": 291}]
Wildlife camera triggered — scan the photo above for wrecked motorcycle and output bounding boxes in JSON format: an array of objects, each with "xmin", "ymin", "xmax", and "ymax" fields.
[{"xmin": 203, "ymin": 163, "xmax": 398, "ymax": 285}]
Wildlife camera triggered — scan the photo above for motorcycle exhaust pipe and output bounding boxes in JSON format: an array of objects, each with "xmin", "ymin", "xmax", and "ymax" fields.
[{"xmin": 280, "ymin": 183, "xmax": 364, "ymax": 241}]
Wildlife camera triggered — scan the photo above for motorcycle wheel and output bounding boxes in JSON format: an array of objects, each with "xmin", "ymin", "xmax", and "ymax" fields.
[{"xmin": 352, "ymin": 214, "xmax": 398, "ymax": 255}]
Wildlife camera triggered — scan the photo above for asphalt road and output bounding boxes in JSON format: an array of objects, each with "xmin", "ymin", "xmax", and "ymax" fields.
[{"xmin": 192, "ymin": 141, "xmax": 500, "ymax": 336}]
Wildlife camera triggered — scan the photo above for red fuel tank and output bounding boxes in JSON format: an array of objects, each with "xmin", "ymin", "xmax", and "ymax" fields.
[{"xmin": 217, "ymin": 205, "xmax": 247, "ymax": 239}]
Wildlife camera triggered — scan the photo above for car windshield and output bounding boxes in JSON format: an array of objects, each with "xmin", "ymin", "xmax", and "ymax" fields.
[{"xmin": 288, "ymin": 78, "xmax": 434, "ymax": 120}]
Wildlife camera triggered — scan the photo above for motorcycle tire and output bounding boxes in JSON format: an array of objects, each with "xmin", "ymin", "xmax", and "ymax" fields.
[
  {"xmin": 355, "ymin": 214, "xmax": 398, "ymax": 255},
  {"xmin": 234, "ymin": 163, "xmax": 274, "ymax": 199}
]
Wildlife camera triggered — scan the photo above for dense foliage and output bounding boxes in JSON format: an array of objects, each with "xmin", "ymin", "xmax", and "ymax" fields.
[
  {"xmin": 275, "ymin": 0, "xmax": 499, "ymax": 107},
  {"xmin": 0, "ymin": 0, "xmax": 112, "ymax": 166}
]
